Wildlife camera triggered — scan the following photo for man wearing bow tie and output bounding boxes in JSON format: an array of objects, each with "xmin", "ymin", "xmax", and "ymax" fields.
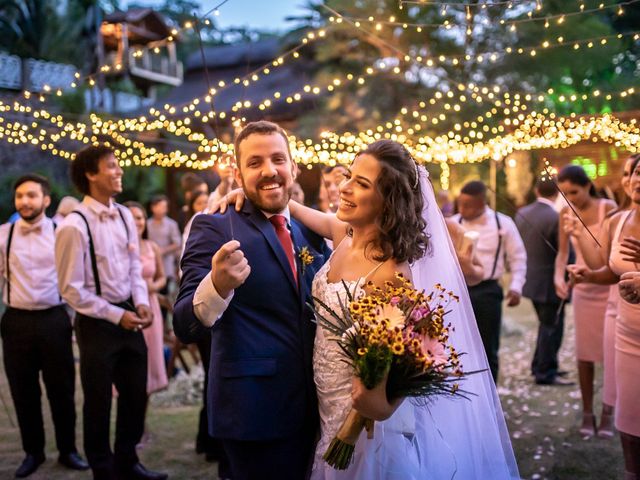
[
  {"xmin": 55, "ymin": 146, "xmax": 167, "ymax": 480},
  {"xmin": 0, "ymin": 174, "xmax": 89, "ymax": 477}
]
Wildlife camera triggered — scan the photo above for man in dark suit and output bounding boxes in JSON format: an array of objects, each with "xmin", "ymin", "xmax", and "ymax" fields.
[
  {"xmin": 516, "ymin": 178, "xmax": 572, "ymax": 386},
  {"xmin": 174, "ymin": 121, "xmax": 325, "ymax": 480}
]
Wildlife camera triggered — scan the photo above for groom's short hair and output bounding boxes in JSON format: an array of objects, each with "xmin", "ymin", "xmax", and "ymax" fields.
[{"xmin": 234, "ymin": 121, "xmax": 293, "ymax": 166}]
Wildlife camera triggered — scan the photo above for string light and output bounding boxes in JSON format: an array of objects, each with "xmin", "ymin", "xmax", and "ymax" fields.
[
  {"xmin": 2, "ymin": 100, "xmax": 638, "ymax": 169},
  {"xmin": 325, "ymin": 4, "xmax": 639, "ymax": 69},
  {"xmin": 400, "ymin": 0, "xmax": 531, "ymax": 6},
  {"xmin": 94, "ymin": 24, "xmax": 630, "ymax": 138},
  {"xmin": 2, "ymin": 1, "xmax": 638, "ymax": 170},
  {"xmin": 108, "ymin": 26, "xmax": 331, "ymax": 127},
  {"xmin": 331, "ymin": 1, "xmax": 635, "ymax": 32}
]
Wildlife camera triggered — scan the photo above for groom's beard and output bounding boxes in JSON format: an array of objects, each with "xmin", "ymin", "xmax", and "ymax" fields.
[{"xmin": 242, "ymin": 175, "xmax": 293, "ymax": 214}]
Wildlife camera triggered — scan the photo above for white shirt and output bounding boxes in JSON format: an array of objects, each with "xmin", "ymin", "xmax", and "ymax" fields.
[
  {"xmin": 192, "ymin": 208, "xmax": 293, "ymax": 328},
  {"xmin": 451, "ymin": 206, "xmax": 527, "ymax": 294},
  {"xmin": 55, "ymin": 196, "xmax": 148, "ymax": 324},
  {"xmin": 0, "ymin": 217, "xmax": 61, "ymax": 310}
]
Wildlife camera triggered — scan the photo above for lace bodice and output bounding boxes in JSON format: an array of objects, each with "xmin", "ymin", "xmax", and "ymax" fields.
[{"xmin": 311, "ymin": 261, "xmax": 365, "ymax": 460}]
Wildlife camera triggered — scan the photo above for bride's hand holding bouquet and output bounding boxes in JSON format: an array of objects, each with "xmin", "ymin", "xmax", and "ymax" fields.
[{"xmin": 312, "ymin": 273, "xmax": 476, "ymax": 470}]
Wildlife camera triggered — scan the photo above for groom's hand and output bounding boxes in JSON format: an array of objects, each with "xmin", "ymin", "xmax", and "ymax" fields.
[{"xmin": 211, "ymin": 240, "xmax": 251, "ymax": 299}]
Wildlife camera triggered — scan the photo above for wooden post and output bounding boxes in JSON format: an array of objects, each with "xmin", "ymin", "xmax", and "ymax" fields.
[
  {"xmin": 166, "ymin": 168, "xmax": 178, "ymax": 220},
  {"xmin": 121, "ymin": 23, "xmax": 129, "ymax": 70},
  {"xmin": 167, "ymin": 42, "xmax": 177, "ymax": 77}
]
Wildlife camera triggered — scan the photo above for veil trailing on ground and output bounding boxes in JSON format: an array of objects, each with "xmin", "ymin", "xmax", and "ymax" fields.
[{"xmin": 410, "ymin": 166, "xmax": 520, "ymax": 479}]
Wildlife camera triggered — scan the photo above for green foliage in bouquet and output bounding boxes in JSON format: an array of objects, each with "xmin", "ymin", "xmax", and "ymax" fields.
[{"xmin": 309, "ymin": 274, "xmax": 481, "ymax": 470}]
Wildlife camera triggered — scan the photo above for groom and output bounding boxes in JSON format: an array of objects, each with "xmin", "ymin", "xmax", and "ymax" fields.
[{"xmin": 174, "ymin": 121, "xmax": 325, "ymax": 479}]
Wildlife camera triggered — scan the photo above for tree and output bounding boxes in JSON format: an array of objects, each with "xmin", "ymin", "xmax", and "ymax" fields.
[
  {"xmin": 0, "ymin": 0, "xmax": 65, "ymax": 60},
  {"xmin": 0, "ymin": 0, "xmax": 120, "ymax": 65},
  {"xmin": 291, "ymin": 0, "xmax": 640, "ymax": 138}
]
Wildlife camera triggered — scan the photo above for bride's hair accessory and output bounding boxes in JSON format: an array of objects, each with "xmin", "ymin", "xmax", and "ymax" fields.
[{"xmin": 411, "ymin": 157, "xmax": 421, "ymax": 190}]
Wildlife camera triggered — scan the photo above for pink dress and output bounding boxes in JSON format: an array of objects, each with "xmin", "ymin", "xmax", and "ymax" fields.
[
  {"xmin": 140, "ymin": 241, "xmax": 169, "ymax": 394},
  {"xmin": 602, "ymin": 286, "xmax": 618, "ymax": 407},
  {"xmin": 608, "ymin": 210, "xmax": 640, "ymax": 436},
  {"xmin": 571, "ymin": 201, "xmax": 610, "ymax": 362}
]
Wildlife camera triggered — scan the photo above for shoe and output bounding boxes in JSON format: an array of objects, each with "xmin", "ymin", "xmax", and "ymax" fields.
[
  {"xmin": 15, "ymin": 453, "xmax": 45, "ymax": 478},
  {"xmin": 579, "ymin": 412, "xmax": 597, "ymax": 437},
  {"xmin": 597, "ymin": 413, "xmax": 615, "ymax": 439},
  {"xmin": 126, "ymin": 463, "xmax": 168, "ymax": 480},
  {"xmin": 195, "ymin": 441, "xmax": 205, "ymax": 455},
  {"xmin": 535, "ymin": 377, "xmax": 575, "ymax": 386},
  {"xmin": 557, "ymin": 370, "xmax": 570, "ymax": 377},
  {"xmin": 205, "ymin": 451, "xmax": 219, "ymax": 463},
  {"xmin": 58, "ymin": 452, "xmax": 89, "ymax": 471}
]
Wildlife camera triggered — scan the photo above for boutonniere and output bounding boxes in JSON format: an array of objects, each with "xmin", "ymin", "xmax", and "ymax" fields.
[{"xmin": 299, "ymin": 246, "xmax": 314, "ymax": 274}]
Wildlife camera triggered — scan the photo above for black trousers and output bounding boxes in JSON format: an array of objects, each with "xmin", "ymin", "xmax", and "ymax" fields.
[
  {"xmin": 75, "ymin": 313, "xmax": 147, "ymax": 479},
  {"xmin": 531, "ymin": 301, "xmax": 565, "ymax": 383},
  {"xmin": 0, "ymin": 305, "xmax": 77, "ymax": 456},
  {"xmin": 196, "ymin": 332, "xmax": 231, "ymax": 477},
  {"xmin": 468, "ymin": 280, "xmax": 504, "ymax": 382},
  {"xmin": 222, "ymin": 422, "xmax": 316, "ymax": 480}
]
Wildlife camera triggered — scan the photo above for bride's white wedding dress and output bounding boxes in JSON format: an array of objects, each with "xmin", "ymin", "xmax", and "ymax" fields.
[
  {"xmin": 309, "ymin": 167, "xmax": 520, "ymax": 480},
  {"xmin": 311, "ymin": 261, "xmax": 422, "ymax": 480}
]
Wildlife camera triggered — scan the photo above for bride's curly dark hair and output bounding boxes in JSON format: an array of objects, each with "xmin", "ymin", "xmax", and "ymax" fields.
[{"xmin": 356, "ymin": 140, "xmax": 429, "ymax": 264}]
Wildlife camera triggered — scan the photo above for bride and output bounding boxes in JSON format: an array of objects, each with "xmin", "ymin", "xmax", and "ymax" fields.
[{"xmin": 220, "ymin": 139, "xmax": 520, "ymax": 479}]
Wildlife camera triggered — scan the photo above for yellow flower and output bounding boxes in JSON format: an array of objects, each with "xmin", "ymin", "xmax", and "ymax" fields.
[
  {"xmin": 357, "ymin": 347, "xmax": 368, "ymax": 356},
  {"xmin": 391, "ymin": 341, "xmax": 405, "ymax": 355},
  {"xmin": 298, "ymin": 246, "xmax": 314, "ymax": 273}
]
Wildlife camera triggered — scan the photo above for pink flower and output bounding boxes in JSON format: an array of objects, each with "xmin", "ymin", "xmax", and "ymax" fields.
[
  {"xmin": 421, "ymin": 336, "xmax": 448, "ymax": 368},
  {"xmin": 411, "ymin": 305, "xmax": 431, "ymax": 321},
  {"xmin": 390, "ymin": 296, "xmax": 401, "ymax": 306}
]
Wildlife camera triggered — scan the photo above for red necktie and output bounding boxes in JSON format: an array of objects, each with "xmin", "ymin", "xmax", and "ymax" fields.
[{"xmin": 269, "ymin": 215, "xmax": 297, "ymax": 283}]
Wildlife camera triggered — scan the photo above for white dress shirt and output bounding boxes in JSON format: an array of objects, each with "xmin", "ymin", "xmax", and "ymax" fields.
[
  {"xmin": 451, "ymin": 206, "xmax": 527, "ymax": 294},
  {"xmin": 0, "ymin": 217, "xmax": 61, "ymax": 310},
  {"xmin": 192, "ymin": 208, "xmax": 293, "ymax": 328},
  {"xmin": 55, "ymin": 196, "xmax": 149, "ymax": 324}
]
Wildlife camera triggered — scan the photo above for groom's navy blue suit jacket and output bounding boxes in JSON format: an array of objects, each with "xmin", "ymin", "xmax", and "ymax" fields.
[{"xmin": 174, "ymin": 200, "xmax": 326, "ymax": 441}]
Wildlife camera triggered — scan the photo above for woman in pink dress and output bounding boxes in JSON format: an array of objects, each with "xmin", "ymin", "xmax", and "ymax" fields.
[
  {"xmin": 571, "ymin": 155, "xmax": 640, "ymax": 479},
  {"xmin": 570, "ymin": 156, "xmax": 637, "ymax": 437},
  {"xmin": 554, "ymin": 165, "xmax": 616, "ymax": 436},
  {"xmin": 125, "ymin": 202, "xmax": 169, "ymax": 409}
]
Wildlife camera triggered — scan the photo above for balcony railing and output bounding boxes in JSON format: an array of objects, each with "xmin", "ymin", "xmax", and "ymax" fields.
[{"xmin": 0, "ymin": 52, "xmax": 76, "ymax": 92}]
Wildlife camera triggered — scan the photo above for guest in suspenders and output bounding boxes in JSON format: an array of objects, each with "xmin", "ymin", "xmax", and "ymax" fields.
[
  {"xmin": 55, "ymin": 146, "xmax": 168, "ymax": 480},
  {"xmin": 452, "ymin": 180, "xmax": 527, "ymax": 382},
  {"xmin": 0, "ymin": 174, "xmax": 89, "ymax": 478}
]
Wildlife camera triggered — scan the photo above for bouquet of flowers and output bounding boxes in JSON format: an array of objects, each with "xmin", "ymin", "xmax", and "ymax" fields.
[{"xmin": 311, "ymin": 273, "xmax": 475, "ymax": 470}]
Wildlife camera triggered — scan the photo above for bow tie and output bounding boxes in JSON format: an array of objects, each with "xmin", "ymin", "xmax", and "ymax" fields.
[
  {"xmin": 99, "ymin": 210, "xmax": 118, "ymax": 222},
  {"xmin": 19, "ymin": 224, "xmax": 42, "ymax": 235}
]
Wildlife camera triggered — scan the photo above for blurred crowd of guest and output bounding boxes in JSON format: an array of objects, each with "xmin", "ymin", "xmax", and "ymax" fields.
[{"xmin": 1, "ymin": 145, "xmax": 639, "ymax": 479}]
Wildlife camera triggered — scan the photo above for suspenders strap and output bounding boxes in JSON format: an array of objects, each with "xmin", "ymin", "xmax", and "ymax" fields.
[
  {"xmin": 490, "ymin": 211, "xmax": 502, "ymax": 279},
  {"xmin": 458, "ymin": 210, "xmax": 503, "ymax": 280},
  {"xmin": 71, "ymin": 211, "xmax": 102, "ymax": 296},
  {"xmin": 5, "ymin": 222, "xmax": 15, "ymax": 306},
  {"xmin": 115, "ymin": 206, "xmax": 130, "ymax": 243},
  {"xmin": 70, "ymin": 205, "xmax": 130, "ymax": 298}
]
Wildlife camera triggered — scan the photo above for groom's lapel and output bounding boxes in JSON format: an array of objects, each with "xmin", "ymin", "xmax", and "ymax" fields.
[
  {"xmin": 243, "ymin": 201, "xmax": 298, "ymax": 293},
  {"xmin": 290, "ymin": 222, "xmax": 306, "ymax": 300}
]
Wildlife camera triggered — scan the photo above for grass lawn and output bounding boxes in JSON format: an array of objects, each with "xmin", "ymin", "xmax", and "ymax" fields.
[{"xmin": 0, "ymin": 299, "xmax": 624, "ymax": 479}]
